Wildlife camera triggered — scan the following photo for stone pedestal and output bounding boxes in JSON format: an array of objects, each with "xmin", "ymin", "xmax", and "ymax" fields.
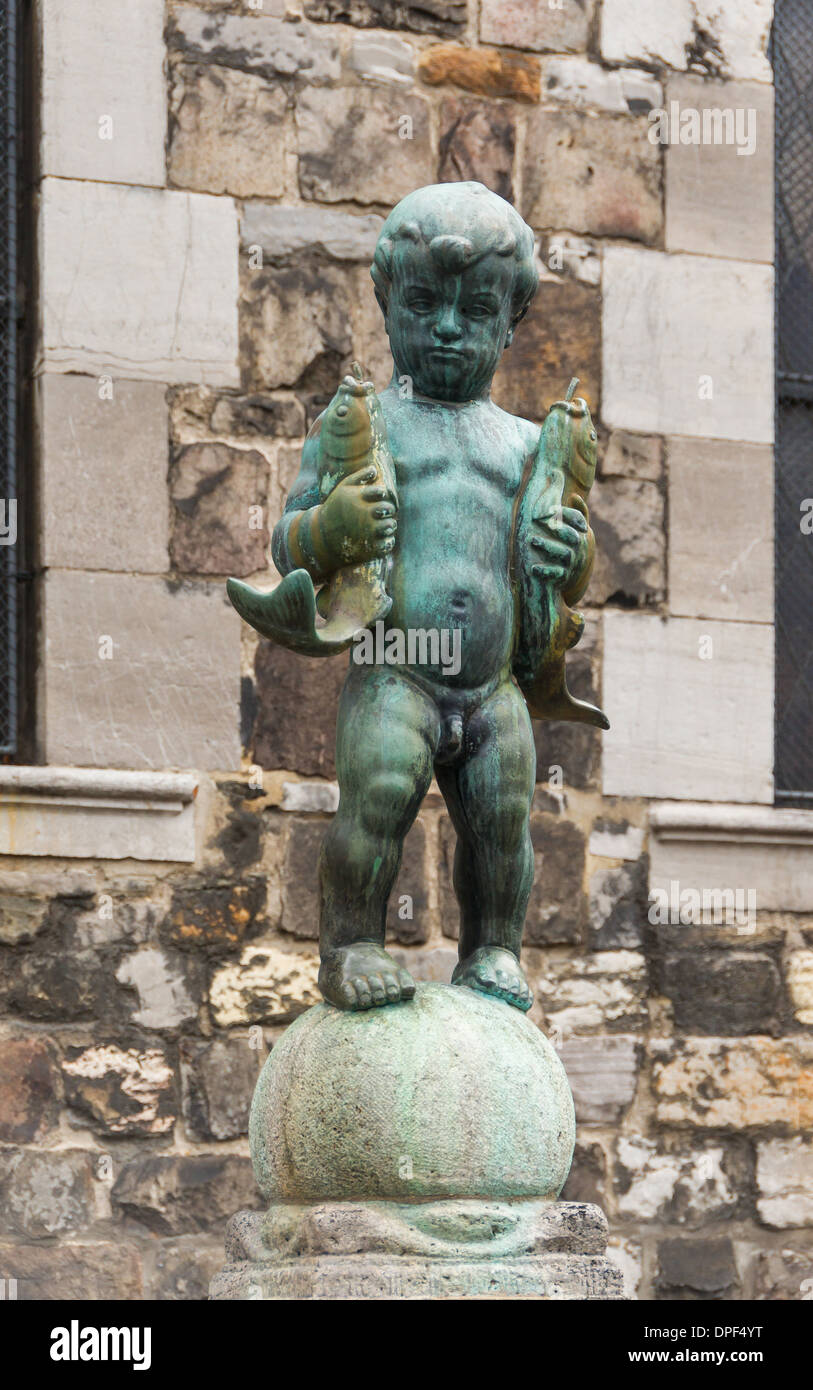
[{"xmin": 211, "ymin": 982, "xmax": 625, "ymax": 1300}]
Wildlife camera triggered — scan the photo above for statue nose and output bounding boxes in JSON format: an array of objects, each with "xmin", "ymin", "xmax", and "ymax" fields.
[{"xmin": 433, "ymin": 306, "xmax": 462, "ymax": 342}]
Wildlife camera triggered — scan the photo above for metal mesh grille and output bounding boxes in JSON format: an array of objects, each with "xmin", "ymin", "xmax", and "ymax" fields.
[
  {"xmin": 0, "ymin": 0, "xmax": 16, "ymax": 756},
  {"xmin": 775, "ymin": 0, "xmax": 813, "ymax": 800}
]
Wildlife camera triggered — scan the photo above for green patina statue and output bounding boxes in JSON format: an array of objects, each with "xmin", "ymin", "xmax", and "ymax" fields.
[{"xmin": 228, "ymin": 181, "xmax": 608, "ymax": 1016}]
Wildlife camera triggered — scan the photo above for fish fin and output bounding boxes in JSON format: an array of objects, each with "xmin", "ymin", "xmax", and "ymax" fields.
[{"xmin": 226, "ymin": 571, "xmax": 357, "ymax": 656}]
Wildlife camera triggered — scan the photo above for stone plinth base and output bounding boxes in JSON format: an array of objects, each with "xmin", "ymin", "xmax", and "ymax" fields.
[{"xmin": 209, "ymin": 1200, "xmax": 625, "ymax": 1301}]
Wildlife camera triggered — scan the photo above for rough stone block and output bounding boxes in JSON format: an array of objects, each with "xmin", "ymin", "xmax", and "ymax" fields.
[
  {"xmin": 656, "ymin": 950, "xmax": 782, "ymax": 1035},
  {"xmin": 252, "ymin": 644, "xmax": 348, "ymax": 777},
  {"xmin": 601, "ymin": 430, "xmax": 663, "ymax": 482},
  {"xmin": 615, "ymin": 1137, "xmax": 743, "ymax": 1225},
  {"xmin": 602, "ymin": 248, "xmax": 773, "ymax": 442},
  {"xmin": 653, "ymin": 1036, "xmax": 813, "ymax": 1129},
  {"xmin": 0, "ymin": 1038, "xmax": 61, "ymax": 1144},
  {"xmin": 559, "ymin": 1035, "xmax": 639, "ymax": 1124},
  {"xmin": 209, "ymin": 943, "xmax": 320, "ymax": 1026},
  {"xmin": 0, "ymin": 1149, "xmax": 96, "ymax": 1238},
  {"xmin": 590, "ymin": 476, "xmax": 665, "ymax": 605},
  {"xmin": 240, "ymin": 254, "xmax": 354, "ymax": 395},
  {"xmin": 112, "ymin": 1154, "xmax": 261, "ymax": 1234},
  {"xmin": 560, "ymin": 1140, "xmax": 608, "ymax": 1209},
  {"xmin": 303, "ymin": 0, "xmax": 466, "ymax": 37},
  {"xmin": 481, "ymin": 0, "xmax": 593, "ymax": 54},
  {"xmin": 40, "ymin": 178, "xmax": 239, "ymax": 386},
  {"xmin": 438, "ymin": 97, "xmax": 515, "ymax": 202},
  {"xmin": 756, "ymin": 1139, "xmax": 813, "ymax": 1229},
  {"xmin": 588, "ymin": 860, "xmax": 647, "ymax": 950},
  {"xmin": 601, "ymin": 612, "xmax": 774, "ymax": 803},
  {"xmin": 170, "ymin": 442, "xmax": 270, "ymax": 577},
  {"xmin": 523, "ymin": 109, "xmax": 661, "ymax": 243},
  {"xmin": 655, "ymin": 1237, "xmax": 738, "ymax": 1300},
  {"xmin": 753, "ymin": 1246, "xmax": 813, "ymax": 1300},
  {"xmin": 665, "ymin": 76, "xmax": 773, "ymax": 261},
  {"xmin": 535, "ymin": 950, "xmax": 647, "ymax": 1034},
  {"xmin": 62, "ymin": 1041, "xmax": 176, "ymax": 1137},
  {"xmin": 165, "ymin": 881, "xmax": 265, "ymax": 954},
  {"xmin": 0, "ymin": 1243, "xmax": 143, "ymax": 1300},
  {"xmin": 169, "ymin": 63, "xmax": 288, "ymax": 198},
  {"xmin": 180, "ymin": 1037, "xmax": 260, "ymax": 1141},
  {"xmin": 280, "ymin": 817, "xmax": 324, "ymax": 939},
  {"xmin": 419, "ymin": 44, "xmax": 539, "ymax": 101},
  {"xmin": 541, "ymin": 57, "xmax": 661, "ymax": 114},
  {"xmin": 168, "ymin": 5, "xmax": 340, "ymax": 81},
  {"xmin": 116, "ymin": 947, "xmax": 205, "ymax": 1030},
  {"xmin": 38, "ymin": 375, "xmax": 169, "ymax": 574},
  {"xmin": 41, "ymin": 571, "xmax": 241, "ymax": 771},
  {"xmin": 492, "ymin": 276, "xmax": 600, "ymax": 425},
  {"xmin": 524, "ymin": 814, "xmax": 587, "ymax": 946},
  {"xmin": 40, "ymin": 0, "xmax": 166, "ymax": 185},
  {"xmin": 601, "ymin": 0, "xmax": 772, "ymax": 84},
  {"xmin": 350, "ymin": 34, "xmax": 416, "ymax": 86},
  {"xmin": 240, "ymin": 204, "xmax": 384, "ymax": 262},
  {"xmin": 788, "ymin": 950, "xmax": 813, "ymax": 1025},
  {"xmin": 296, "ymin": 88, "xmax": 432, "ymax": 204},
  {"xmin": 668, "ymin": 438, "xmax": 773, "ymax": 622},
  {"xmin": 148, "ymin": 1238, "xmax": 226, "ymax": 1301}
]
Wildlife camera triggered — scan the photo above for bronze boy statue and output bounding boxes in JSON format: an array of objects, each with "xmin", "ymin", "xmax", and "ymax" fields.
[{"xmin": 228, "ymin": 182, "xmax": 607, "ymax": 1015}]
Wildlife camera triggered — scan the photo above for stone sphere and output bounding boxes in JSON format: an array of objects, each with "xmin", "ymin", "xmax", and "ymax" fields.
[{"xmin": 250, "ymin": 982, "xmax": 575, "ymax": 1202}]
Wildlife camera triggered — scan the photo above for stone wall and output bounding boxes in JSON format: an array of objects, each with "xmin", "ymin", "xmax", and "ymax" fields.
[{"xmin": 2, "ymin": 0, "xmax": 810, "ymax": 1301}]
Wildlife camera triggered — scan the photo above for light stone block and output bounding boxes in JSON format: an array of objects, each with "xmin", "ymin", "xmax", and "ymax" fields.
[
  {"xmin": 602, "ymin": 247, "xmax": 773, "ymax": 443},
  {"xmin": 38, "ymin": 375, "xmax": 169, "ymax": 573},
  {"xmin": 40, "ymin": 0, "xmax": 166, "ymax": 186},
  {"xmin": 649, "ymin": 803, "xmax": 813, "ymax": 914},
  {"xmin": 39, "ymin": 179, "xmax": 239, "ymax": 386},
  {"xmin": 168, "ymin": 4, "xmax": 340, "ymax": 83},
  {"xmin": 240, "ymin": 205, "xmax": 384, "ymax": 261},
  {"xmin": 788, "ymin": 951, "xmax": 813, "ymax": 1025},
  {"xmin": 756, "ymin": 1139, "xmax": 813, "ymax": 1227},
  {"xmin": 668, "ymin": 438, "xmax": 773, "ymax": 622},
  {"xmin": 542, "ymin": 57, "xmax": 662, "ymax": 114},
  {"xmin": 600, "ymin": 0, "xmax": 772, "ymax": 83},
  {"xmin": 41, "ymin": 572, "xmax": 241, "ymax": 771},
  {"xmin": 653, "ymin": 1036, "xmax": 813, "ymax": 1129},
  {"xmin": 602, "ymin": 613, "xmax": 773, "ymax": 803},
  {"xmin": 665, "ymin": 76, "xmax": 774, "ymax": 262},
  {"xmin": 558, "ymin": 1035, "xmax": 639, "ymax": 1124}
]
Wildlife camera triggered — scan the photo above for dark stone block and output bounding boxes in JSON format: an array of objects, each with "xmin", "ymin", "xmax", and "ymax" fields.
[
  {"xmin": 561, "ymin": 1141, "xmax": 607, "ymax": 1208},
  {"xmin": 112, "ymin": 1154, "xmax": 262, "ymax": 1236},
  {"xmin": 0, "ymin": 950, "xmax": 120, "ymax": 1023},
  {"xmin": 210, "ymin": 392, "xmax": 305, "ymax": 440},
  {"xmin": 656, "ymin": 1238, "xmax": 738, "ymax": 1300},
  {"xmin": 438, "ymin": 97, "xmax": 515, "ymax": 202},
  {"xmin": 525, "ymin": 814, "xmax": 587, "ymax": 945},
  {"xmin": 0, "ymin": 1037, "xmax": 61, "ymax": 1144},
  {"xmin": 281, "ymin": 818, "xmax": 324, "ymax": 940},
  {"xmin": 180, "ymin": 1037, "xmax": 260, "ymax": 1142},
  {"xmin": 165, "ymin": 880, "xmax": 266, "ymax": 955},
  {"xmin": 658, "ymin": 950, "xmax": 783, "ymax": 1035},
  {"xmin": 170, "ymin": 442, "xmax": 269, "ymax": 578},
  {"xmin": 253, "ymin": 643, "xmax": 348, "ymax": 777},
  {"xmin": 492, "ymin": 276, "xmax": 601, "ymax": 425}
]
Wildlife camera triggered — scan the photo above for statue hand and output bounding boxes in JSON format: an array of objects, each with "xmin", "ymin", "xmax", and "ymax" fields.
[
  {"xmin": 530, "ymin": 506, "xmax": 589, "ymax": 589},
  {"xmin": 316, "ymin": 466, "xmax": 397, "ymax": 568}
]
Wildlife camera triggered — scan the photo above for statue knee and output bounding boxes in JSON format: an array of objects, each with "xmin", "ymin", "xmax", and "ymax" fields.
[{"xmin": 360, "ymin": 771, "xmax": 417, "ymax": 837}]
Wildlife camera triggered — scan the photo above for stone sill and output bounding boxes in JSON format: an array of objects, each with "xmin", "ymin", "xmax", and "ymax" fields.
[
  {"xmin": 649, "ymin": 801, "xmax": 813, "ymax": 911},
  {"xmin": 0, "ymin": 766, "xmax": 198, "ymax": 862}
]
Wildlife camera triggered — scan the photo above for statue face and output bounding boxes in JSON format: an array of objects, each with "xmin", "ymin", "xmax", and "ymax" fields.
[{"xmin": 384, "ymin": 243, "xmax": 517, "ymax": 402}]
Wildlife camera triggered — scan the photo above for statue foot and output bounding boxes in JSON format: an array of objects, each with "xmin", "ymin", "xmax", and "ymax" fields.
[
  {"xmin": 452, "ymin": 946, "xmax": 533, "ymax": 1012},
  {"xmin": 319, "ymin": 942, "xmax": 416, "ymax": 1011}
]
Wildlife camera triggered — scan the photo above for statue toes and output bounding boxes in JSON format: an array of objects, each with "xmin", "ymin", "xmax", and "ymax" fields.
[
  {"xmin": 354, "ymin": 977, "xmax": 373, "ymax": 1009},
  {"xmin": 382, "ymin": 972, "xmax": 401, "ymax": 1002},
  {"xmin": 397, "ymin": 969, "xmax": 416, "ymax": 999},
  {"xmin": 367, "ymin": 973, "xmax": 387, "ymax": 1006}
]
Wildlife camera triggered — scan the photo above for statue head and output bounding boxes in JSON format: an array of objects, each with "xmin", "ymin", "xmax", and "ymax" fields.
[{"xmin": 371, "ymin": 182, "xmax": 539, "ymax": 403}]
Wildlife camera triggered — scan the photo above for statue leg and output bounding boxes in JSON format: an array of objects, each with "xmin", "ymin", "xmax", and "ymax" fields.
[
  {"xmin": 439, "ymin": 679, "xmax": 536, "ymax": 1012},
  {"xmin": 318, "ymin": 664, "xmax": 440, "ymax": 1010}
]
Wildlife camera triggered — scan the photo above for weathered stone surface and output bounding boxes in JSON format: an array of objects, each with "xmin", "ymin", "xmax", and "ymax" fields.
[
  {"xmin": 387, "ymin": 821, "xmax": 430, "ymax": 945},
  {"xmin": 481, "ymin": 0, "xmax": 593, "ymax": 54},
  {"xmin": 756, "ymin": 1139, "xmax": 813, "ymax": 1229},
  {"xmin": 602, "ymin": 248, "xmax": 773, "ymax": 443},
  {"xmin": 280, "ymin": 781, "xmax": 340, "ymax": 813},
  {"xmin": 113, "ymin": 1154, "xmax": 261, "ymax": 1234},
  {"xmin": 148, "ymin": 1238, "xmax": 225, "ymax": 1301},
  {"xmin": 588, "ymin": 860, "xmax": 647, "ymax": 949},
  {"xmin": 589, "ymin": 819, "xmax": 645, "ymax": 861},
  {"xmin": 116, "ymin": 948, "xmax": 205, "ymax": 1030},
  {"xmin": 788, "ymin": 950, "xmax": 813, "ymax": 1026},
  {"xmin": 69, "ymin": 892, "xmax": 168, "ymax": 951},
  {"xmin": 652, "ymin": 1036, "xmax": 813, "ymax": 1129},
  {"xmin": 1, "ymin": 950, "xmax": 115, "ymax": 1023},
  {"xmin": 250, "ymin": 983, "xmax": 575, "ymax": 1201},
  {"xmin": 523, "ymin": 110, "xmax": 662, "ymax": 244},
  {"xmin": 40, "ymin": 178, "xmax": 239, "ymax": 386},
  {"xmin": 240, "ymin": 255, "xmax": 354, "ymax": 396},
  {"xmin": 169, "ymin": 63, "xmax": 288, "ymax": 198},
  {"xmin": 296, "ymin": 88, "xmax": 432, "ymax": 203},
  {"xmin": 753, "ymin": 1246, "xmax": 813, "ymax": 1300},
  {"xmin": 656, "ymin": 951, "xmax": 783, "ymax": 1035},
  {"xmin": 241, "ymin": 203, "xmax": 384, "ymax": 261},
  {"xmin": 615, "ymin": 1138, "xmax": 743, "ymax": 1225},
  {"xmin": 165, "ymin": 881, "xmax": 265, "ymax": 954},
  {"xmin": 601, "ymin": 0, "xmax": 772, "ymax": 83},
  {"xmin": 0, "ymin": 894, "xmax": 49, "ymax": 945},
  {"xmin": 252, "ymin": 644, "xmax": 348, "ymax": 777},
  {"xmin": 525, "ymin": 814, "xmax": 587, "ymax": 946},
  {"xmin": 419, "ymin": 44, "xmax": 539, "ymax": 101},
  {"xmin": 350, "ymin": 33, "xmax": 415, "ymax": 86},
  {"xmin": 281, "ymin": 818, "xmax": 324, "ymax": 939},
  {"xmin": 544, "ymin": 232, "xmax": 600, "ymax": 285},
  {"xmin": 0, "ymin": 1149, "xmax": 96, "ymax": 1237},
  {"xmin": 169, "ymin": 5, "xmax": 340, "ymax": 82},
  {"xmin": 559, "ymin": 1036, "xmax": 639, "ymax": 1124},
  {"xmin": 602, "ymin": 613, "xmax": 774, "ymax": 803},
  {"xmin": 180, "ymin": 1037, "xmax": 260, "ymax": 1141},
  {"xmin": 537, "ymin": 951, "xmax": 646, "ymax": 1036},
  {"xmin": 209, "ymin": 783, "xmax": 267, "ymax": 872},
  {"xmin": 607, "ymin": 1237, "xmax": 642, "ymax": 1300},
  {"xmin": 665, "ymin": 76, "xmax": 773, "ymax": 262},
  {"xmin": 655, "ymin": 1237, "xmax": 738, "ymax": 1300},
  {"xmin": 668, "ymin": 438, "xmax": 773, "ymax": 622},
  {"xmin": 38, "ymin": 375, "xmax": 170, "ymax": 573},
  {"xmin": 209, "ymin": 392, "xmax": 305, "ymax": 440},
  {"xmin": 601, "ymin": 430, "xmax": 663, "ymax": 482},
  {"xmin": 41, "ymin": 572, "xmax": 241, "ymax": 772},
  {"xmin": 492, "ymin": 276, "xmax": 600, "ymax": 424},
  {"xmin": 209, "ymin": 944, "xmax": 321, "ymax": 1026},
  {"xmin": 590, "ymin": 476, "xmax": 665, "ymax": 605},
  {"xmin": 542, "ymin": 57, "xmax": 661, "ymax": 114},
  {"xmin": 438, "ymin": 97, "xmax": 515, "ymax": 202},
  {"xmin": 560, "ymin": 1140, "xmax": 608, "ymax": 1209},
  {"xmin": 40, "ymin": 0, "xmax": 165, "ymax": 185},
  {"xmin": 303, "ymin": 0, "xmax": 466, "ymax": 37},
  {"xmin": 0, "ymin": 1242, "xmax": 143, "ymax": 1300},
  {"xmin": 62, "ymin": 1041, "xmax": 175, "ymax": 1136},
  {"xmin": 388, "ymin": 946, "xmax": 458, "ymax": 983},
  {"xmin": 170, "ymin": 442, "xmax": 270, "ymax": 577},
  {"xmin": 0, "ymin": 1039, "xmax": 61, "ymax": 1144}
]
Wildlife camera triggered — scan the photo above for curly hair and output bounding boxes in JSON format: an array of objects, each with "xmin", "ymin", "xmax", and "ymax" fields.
[{"xmin": 371, "ymin": 182, "xmax": 539, "ymax": 329}]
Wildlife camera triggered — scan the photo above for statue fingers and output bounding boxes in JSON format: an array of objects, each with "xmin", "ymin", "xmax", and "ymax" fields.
[
  {"xmin": 348, "ymin": 466, "xmax": 378, "ymax": 486},
  {"xmin": 530, "ymin": 535, "xmax": 571, "ymax": 564},
  {"xmin": 532, "ymin": 563, "xmax": 566, "ymax": 582}
]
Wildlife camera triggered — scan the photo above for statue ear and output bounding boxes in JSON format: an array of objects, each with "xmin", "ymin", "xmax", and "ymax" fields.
[{"xmin": 504, "ymin": 326, "xmax": 515, "ymax": 348}]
